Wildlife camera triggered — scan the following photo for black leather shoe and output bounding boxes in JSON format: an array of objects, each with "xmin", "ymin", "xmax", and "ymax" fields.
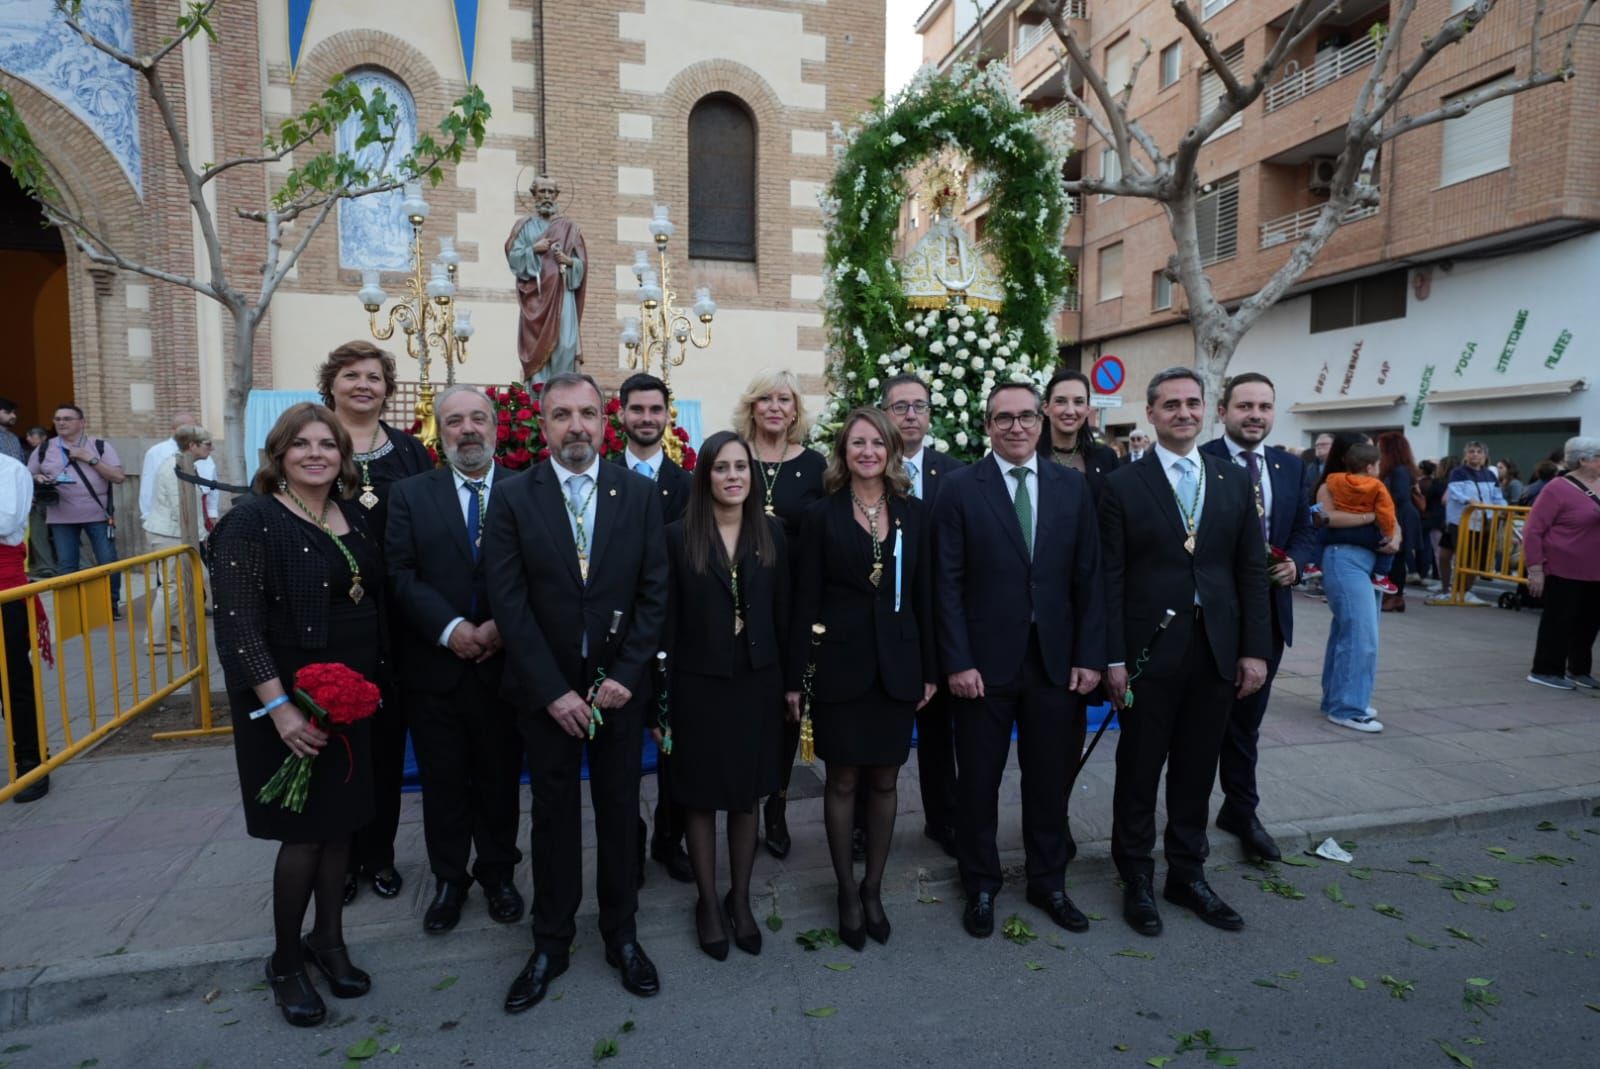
[
  {"xmin": 697, "ymin": 897, "xmax": 729, "ymax": 962},
  {"xmin": 342, "ymin": 873, "xmax": 358, "ymax": 905},
  {"xmin": 1216, "ymin": 811, "xmax": 1282, "ymax": 863},
  {"xmin": 859, "ymin": 881, "xmax": 890, "ymax": 945},
  {"xmin": 370, "ymin": 867, "xmax": 403, "ymax": 899},
  {"xmin": 1163, "ymin": 877, "xmax": 1245, "ymax": 932},
  {"xmin": 763, "ymin": 796, "xmax": 791, "ymax": 860},
  {"xmin": 13, "ymin": 774, "xmax": 48, "ymax": 804},
  {"xmin": 483, "ymin": 879, "xmax": 525, "ymax": 924},
  {"xmin": 1026, "ymin": 887, "xmax": 1089, "ymax": 933},
  {"xmin": 266, "ymin": 957, "xmax": 326, "ymax": 1027},
  {"xmin": 504, "ymin": 951, "xmax": 568, "ymax": 1014},
  {"xmin": 725, "ymin": 890, "xmax": 761, "ymax": 955},
  {"xmin": 424, "ymin": 881, "xmax": 468, "ymax": 933},
  {"xmin": 962, "ymin": 892, "xmax": 995, "ymax": 939},
  {"xmin": 837, "ymin": 891, "xmax": 866, "ymax": 952},
  {"xmin": 1122, "ymin": 874, "xmax": 1163, "ymax": 937},
  {"xmin": 604, "ymin": 941, "xmax": 661, "ymax": 997},
  {"xmin": 301, "ymin": 936, "xmax": 371, "ymax": 998},
  {"xmin": 652, "ymin": 839, "xmax": 695, "ymax": 884},
  {"xmin": 924, "ymin": 823, "xmax": 958, "ymax": 859}
]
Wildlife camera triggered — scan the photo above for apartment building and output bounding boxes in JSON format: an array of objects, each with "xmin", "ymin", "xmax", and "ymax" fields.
[{"xmin": 917, "ymin": 0, "xmax": 1599, "ymax": 470}]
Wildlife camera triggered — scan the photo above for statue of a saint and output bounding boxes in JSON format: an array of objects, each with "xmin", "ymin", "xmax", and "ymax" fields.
[
  {"xmin": 505, "ymin": 176, "xmax": 589, "ymax": 383},
  {"xmin": 900, "ymin": 161, "xmax": 1005, "ymax": 313}
]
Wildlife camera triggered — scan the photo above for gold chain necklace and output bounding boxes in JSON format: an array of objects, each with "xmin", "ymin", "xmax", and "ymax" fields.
[
  {"xmin": 282, "ymin": 486, "xmax": 365, "ymax": 603},
  {"xmin": 729, "ymin": 558, "xmax": 745, "ymax": 635},
  {"xmin": 758, "ymin": 443, "xmax": 787, "ymax": 516},
  {"xmin": 357, "ymin": 424, "xmax": 381, "ymax": 509},
  {"xmin": 850, "ymin": 487, "xmax": 886, "ymax": 588}
]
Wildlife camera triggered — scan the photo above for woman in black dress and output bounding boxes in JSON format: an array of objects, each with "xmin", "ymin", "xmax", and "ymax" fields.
[
  {"xmin": 212, "ymin": 403, "xmax": 382, "ymax": 1027},
  {"xmin": 733, "ymin": 369, "xmax": 824, "ymax": 858},
  {"xmin": 1040, "ymin": 369, "xmax": 1119, "ymax": 501},
  {"xmin": 317, "ymin": 340, "xmax": 432, "ymax": 902},
  {"xmin": 788, "ymin": 407, "xmax": 937, "ymax": 950},
  {"xmin": 663, "ymin": 431, "xmax": 789, "ymax": 959}
]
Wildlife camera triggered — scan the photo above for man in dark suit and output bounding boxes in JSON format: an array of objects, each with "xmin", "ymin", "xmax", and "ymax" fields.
[
  {"xmin": 882, "ymin": 372, "xmax": 965, "ymax": 858},
  {"xmin": 387, "ymin": 387, "xmax": 526, "ymax": 935},
  {"xmin": 1200, "ymin": 373, "xmax": 1315, "ymax": 863},
  {"xmin": 1101, "ymin": 367, "xmax": 1270, "ymax": 938},
  {"xmin": 615, "ymin": 373, "xmax": 694, "ymax": 886},
  {"xmin": 486, "ymin": 373, "xmax": 669, "ymax": 1013},
  {"xmin": 934, "ymin": 382, "xmax": 1105, "ymax": 939},
  {"xmin": 1120, "ymin": 428, "xmax": 1150, "ymax": 466}
]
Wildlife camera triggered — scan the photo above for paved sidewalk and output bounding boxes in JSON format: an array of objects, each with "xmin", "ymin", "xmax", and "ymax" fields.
[{"xmin": 2, "ymin": 587, "xmax": 1596, "ymax": 1028}]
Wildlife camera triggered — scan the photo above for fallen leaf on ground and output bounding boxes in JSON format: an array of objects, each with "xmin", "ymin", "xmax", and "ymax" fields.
[
  {"xmin": 431, "ymin": 976, "xmax": 458, "ymax": 991},
  {"xmin": 767, "ymin": 913, "xmax": 784, "ymax": 932},
  {"xmin": 823, "ymin": 962, "xmax": 852, "ymax": 972},
  {"xmin": 804, "ymin": 1006, "xmax": 838, "ymax": 1018},
  {"xmin": 1435, "ymin": 1040, "xmax": 1474, "ymax": 1067},
  {"xmin": 1373, "ymin": 903, "xmax": 1404, "ymax": 919},
  {"xmin": 1114, "ymin": 948, "xmax": 1156, "ymax": 960},
  {"xmin": 1406, "ymin": 934, "xmax": 1438, "ymax": 950},
  {"xmin": 1349, "ymin": 976, "xmax": 1367, "ymax": 990},
  {"xmin": 1309, "ymin": 955, "xmax": 1336, "ymax": 964}
]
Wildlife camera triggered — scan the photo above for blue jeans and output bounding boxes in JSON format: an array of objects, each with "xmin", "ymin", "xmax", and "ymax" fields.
[
  {"xmin": 49, "ymin": 521, "xmax": 122, "ymax": 606},
  {"xmin": 1320, "ymin": 544, "xmax": 1379, "ymax": 721}
]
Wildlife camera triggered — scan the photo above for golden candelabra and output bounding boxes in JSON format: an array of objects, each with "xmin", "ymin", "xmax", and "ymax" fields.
[
  {"xmin": 620, "ymin": 204, "xmax": 715, "ymax": 464},
  {"xmin": 357, "ymin": 181, "xmax": 475, "ymax": 450}
]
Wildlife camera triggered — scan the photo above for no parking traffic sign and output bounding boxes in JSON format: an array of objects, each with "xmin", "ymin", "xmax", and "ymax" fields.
[{"xmin": 1090, "ymin": 354, "xmax": 1126, "ymax": 395}]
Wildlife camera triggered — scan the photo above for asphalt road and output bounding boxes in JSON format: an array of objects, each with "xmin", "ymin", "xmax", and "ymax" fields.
[{"xmin": 2, "ymin": 815, "xmax": 1595, "ymax": 1069}]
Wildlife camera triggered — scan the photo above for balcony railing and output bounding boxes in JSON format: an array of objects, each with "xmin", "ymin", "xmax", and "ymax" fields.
[
  {"xmin": 1264, "ymin": 34, "xmax": 1379, "ymax": 113},
  {"xmin": 1044, "ymin": 100, "xmax": 1084, "ymax": 125},
  {"xmin": 1013, "ymin": 4, "xmax": 1085, "ymax": 59},
  {"xmin": 1062, "ymin": 288, "xmax": 1081, "ymax": 313},
  {"xmin": 1066, "ymin": 191, "xmax": 1083, "ymax": 217},
  {"xmin": 1259, "ymin": 200, "xmax": 1380, "ymax": 248}
]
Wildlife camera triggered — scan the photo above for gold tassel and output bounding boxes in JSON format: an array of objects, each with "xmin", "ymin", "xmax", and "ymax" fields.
[
  {"xmin": 798, "ymin": 622, "xmax": 825, "ymax": 766},
  {"xmin": 799, "ymin": 713, "xmax": 815, "ymax": 764}
]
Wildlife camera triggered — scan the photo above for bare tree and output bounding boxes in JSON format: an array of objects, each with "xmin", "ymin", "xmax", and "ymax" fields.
[
  {"xmin": 0, "ymin": 0, "xmax": 489, "ymax": 481},
  {"xmin": 1040, "ymin": 0, "xmax": 1594, "ymax": 417}
]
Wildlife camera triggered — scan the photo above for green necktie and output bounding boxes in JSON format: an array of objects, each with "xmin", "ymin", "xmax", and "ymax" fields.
[{"xmin": 1010, "ymin": 466, "xmax": 1033, "ymax": 558}]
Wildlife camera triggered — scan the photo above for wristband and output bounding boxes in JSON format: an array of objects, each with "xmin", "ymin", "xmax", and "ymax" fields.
[{"xmin": 250, "ymin": 694, "xmax": 291, "ymax": 721}]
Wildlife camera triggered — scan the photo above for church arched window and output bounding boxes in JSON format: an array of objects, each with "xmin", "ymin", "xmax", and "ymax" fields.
[
  {"xmin": 688, "ymin": 94, "xmax": 756, "ymax": 261},
  {"xmin": 336, "ymin": 69, "xmax": 418, "ymax": 271}
]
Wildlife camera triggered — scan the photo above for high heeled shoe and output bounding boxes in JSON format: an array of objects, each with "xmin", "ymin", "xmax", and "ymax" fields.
[
  {"xmin": 695, "ymin": 897, "xmax": 729, "ymax": 961},
  {"xmin": 837, "ymin": 891, "xmax": 866, "ymax": 952},
  {"xmin": 859, "ymin": 881, "xmax": 891, "ymax": 945},
  {"xmin": 724, "ymin": 889, "xmax": 762, "ymax": 956},
  {"xmin": 265, "ymin": 957, "xmax": 326, "ymax": 1027},
  {"xmin": 763, "ymin": 795, "xmax": 791, "ymax": 860},
  {"xmin": 301, "ymin": 936, "xmax": 371, "ymax": 998}
]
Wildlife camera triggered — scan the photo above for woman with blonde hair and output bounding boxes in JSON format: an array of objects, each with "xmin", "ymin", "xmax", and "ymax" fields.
[
  {"xmin": 787, "ymin": 406, "xmax": 937, "ymax": 948},
  {"xmin": 732, "ymin": 369, "xmax": 825, "ymax": 858}
]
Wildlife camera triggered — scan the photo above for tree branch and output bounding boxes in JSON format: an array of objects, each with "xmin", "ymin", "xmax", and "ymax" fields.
[
  {"xmin": 1377, "ymin": 65, "xmax": 1577, "ymax": 142},
  {"xmin": 137, "ymin": 60, "xmax": 232, "ymax": 298},
  {"xmin": 1170, "ymin": 0, "xmax": 1245, "ymax": 98},
  {"xmin": 255, "ymin": 191, "xmax": 341, "ymax": 325},
  {"xmin": 200, "ymin": 122, "xmax": 328, "ymax": 187},
  {"xmin": 43, "ymin": 204, "xmax": 215, "ymax": 297},
  {"xmin": 56, "ymin": 3, "xmax": 146, "ymax": 70},
  {"xmin": 146, "ymin": 0, "xmax": 220, "ymax": 69},
  {"xmin": 1043, "ymin": 1, "xmax": 1142, "ymax": 190}
]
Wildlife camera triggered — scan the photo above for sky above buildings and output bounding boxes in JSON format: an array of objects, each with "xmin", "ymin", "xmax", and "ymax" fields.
[{"xmin": 885, "ymin": 0, "xmax": 924, "ymax": 94}]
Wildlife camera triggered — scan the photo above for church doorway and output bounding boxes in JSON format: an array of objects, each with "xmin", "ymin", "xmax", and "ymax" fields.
[{"xmin": 0, "ymin": 164, "xmax": 72, "ymax": 436}]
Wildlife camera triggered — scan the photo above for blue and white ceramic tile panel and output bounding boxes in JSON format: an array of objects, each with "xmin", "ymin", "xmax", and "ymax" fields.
[
  {"xmin": 0, "ymin": 0, "xmax": 141, "ymax": 194},
  {"xmin": 337, "ymin": 69, "xmax": 418, "ymax": 272}
]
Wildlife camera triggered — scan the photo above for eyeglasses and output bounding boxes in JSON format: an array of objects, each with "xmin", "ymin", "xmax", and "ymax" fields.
[
  {"xmin": 988, "ymin": 411, "xmax": 1041, "ymax": 431},
  {"xmin": 887, "ymin": 401, "xmax": 931, "ymax": 416}
]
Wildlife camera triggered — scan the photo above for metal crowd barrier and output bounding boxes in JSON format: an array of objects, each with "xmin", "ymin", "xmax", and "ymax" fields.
[
  {"xmin": 1, "ymin": 545, "xmax": 219, "ymax": 804},
  {"xmin": 1440, "ymin": 503, "xmax": 1530, "ymax": 605}
]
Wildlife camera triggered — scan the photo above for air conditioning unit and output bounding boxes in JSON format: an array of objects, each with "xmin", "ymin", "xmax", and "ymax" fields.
[{"xmin": 1308, "ymin": 157, "xmax": 1338, "ymax": 193}]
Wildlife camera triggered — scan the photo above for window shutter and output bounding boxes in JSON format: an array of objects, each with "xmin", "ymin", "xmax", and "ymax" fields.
[
  {"xmin": 1200, "ymin": 44, "xmax": 1245, "ymax": 140},
  {"xmin": 1440, "ymin": 77, "xmax": 1512, "ymax": 187},
  {"xmin": 1098, "ymin": 242, "xmax": 1124, "ymax": 301},
  {"xmin": 1105, "ymin": 35, "xmax": 1134, "ymax": 94},
  {"xmin": 1196, "ymin": 174, "xmax": 1240, "ymax": 266},
  {"xmin": 689, "ymin": 95, "xmax": 757, "ymax": 261}
]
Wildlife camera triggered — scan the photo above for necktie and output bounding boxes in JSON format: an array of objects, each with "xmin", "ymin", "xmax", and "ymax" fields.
[
  {"xmin": 566, "ymin": 475, "xmax": 593, "ymax": 547},
  {"xmin": 634, "ymin": 461, "xmax": 653, "ymax": 480},
  {"xmin": 1176, "ymin": 457, "xmax": 1199, "ymax": 521},
  {"xmin": 1010, "ymin": 466, "xmax": 1033, "ymax": 558},
  {"xmin": 1242, "ymin": 451, "xmax": 1268, "ymax": 543},
  {"xmin": 905, "ymin": 459, "xmax": 920, "ymax": 498},
  {"xmin": 464, "ymin": 480, "xmax": 485, "ymax": 561}
]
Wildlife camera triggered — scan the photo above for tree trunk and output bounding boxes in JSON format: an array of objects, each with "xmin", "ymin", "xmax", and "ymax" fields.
[
  {"xmin": 1193, "ymin": 327, "xmax": 1236, "ymax": 442},
  {"xmin": 223, "ymin": 309, "xmax": 256, "ymax": 497}
]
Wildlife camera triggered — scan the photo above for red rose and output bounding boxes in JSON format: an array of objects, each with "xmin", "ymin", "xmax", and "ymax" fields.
[
  {"xmin": 531, "ymin": 401, "xmax": 541, "ymax": 415},
  {"xmin": 497, "ymin": 410, "xmax": 512, "ymax": 424},
  {"xmin": 531, "ymin": 382, "xmax": 545, "ymax": 393},
  {"xmin": 674, "ymin": 426, "xmax": 689, "ymax": 441},
  {"xmin": 293, "ymin": 663, "xmax": 381, "ymax": 726},
  {"xmin": 537, "ymin": 447, "xmax": 551, "ymax": 461},
  {"xmin": 513, "ymin": 425, "xmax": 532, "ymax": 442},
  {"xmin": 605, "ymin": 398, "xmax": 621, "ymax": 415},
  {"xmin": 496, "ymin": 426, "xmax": 511, "ymax": 444},
  {"xmin": 515, "ymin": 408, "xmax": 533, "ymax": 421},
  {"xmin": 682, "ymin": 447, "xmax": 697, "ymax": 470}
]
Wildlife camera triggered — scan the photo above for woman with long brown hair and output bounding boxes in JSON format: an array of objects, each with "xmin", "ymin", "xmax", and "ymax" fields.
[
  {"xmin": 1376, "ymin": 430, "xmax": 1422, "ymax": 611},
  {"xmin": 787, "ymin": 407, "xmax": 937, "ymax": 949}
]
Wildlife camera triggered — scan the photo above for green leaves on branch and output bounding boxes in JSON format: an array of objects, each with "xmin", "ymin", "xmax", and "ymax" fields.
[
  {"xmin": 177, "ymin": 2, "xmax": 219, "ymax": 44},
  {"xmin": 0, "ymin": 89, "xmax": 57, "ymax": 203}
]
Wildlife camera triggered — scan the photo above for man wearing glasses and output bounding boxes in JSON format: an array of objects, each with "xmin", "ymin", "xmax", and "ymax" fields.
[
  {"xmin": 933, "ymin": 382, "xmax": 1106, "ymax": 941},
  {"xmin": 27, "ymin": 404, "xmax": 126, "ymax": 618}
]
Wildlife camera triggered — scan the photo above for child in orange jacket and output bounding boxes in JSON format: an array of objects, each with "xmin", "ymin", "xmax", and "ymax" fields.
[{"xmin": 1318, "ymin": 442, "xmax": 1400, "ymax": 594}]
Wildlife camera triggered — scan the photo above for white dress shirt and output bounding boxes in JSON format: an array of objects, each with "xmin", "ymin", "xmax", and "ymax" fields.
[
  {"xmin": 903, "ymin": 445, "xmax": 926, "ymax": 500},
  {"xmin": 140, "ymin": 437, "xmax": 217, "ymax": 520},
  {"xmin": 992, "ymin": 450, "xmax": 1039, "ymax": 551},
  {"xmin": 438, "ymin": 464, "xmax": 497, "ymax": 647},
  {"xmin": 1223, "ymin": 435, "xmax": 1272, "ymax": 520},
  {"xmin": 0, "ymin": 454, "xmax": 32, "ymax": 546}
]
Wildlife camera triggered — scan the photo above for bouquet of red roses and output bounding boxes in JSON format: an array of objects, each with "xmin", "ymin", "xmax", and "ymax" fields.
[
  {"xmin": 1267, "ymin": 544, "xmax": 1294, "ymax": 586},
  {"xmin": 256, "ymin": 663, "xmax": 382, "ymax": 813}
]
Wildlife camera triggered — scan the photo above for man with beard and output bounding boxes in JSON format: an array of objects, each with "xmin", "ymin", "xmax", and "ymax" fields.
[
  {"xmin": 1199, "ymin": 373, "xmax": 1314, "ymax": 862},
  {"xmin": 614, "ymin": 372, "xmax": 694, "ymax": 885},
  {"xmin": 505, "ymin": 176, "xmax": 588, "ymax": 384},
  {"xmin": 486, "ymin": 373, "xmax": 668, "ymax": 1013},
  {"xmin": 0, "ymin": 398, "xmax": 24, "ymax": 462},
  {"xmin": 386, "ymin": 387, "xmax": 526, "ymax": 934}
]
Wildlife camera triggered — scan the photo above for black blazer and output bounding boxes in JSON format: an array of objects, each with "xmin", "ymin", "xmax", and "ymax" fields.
[
  {"xmin": 911, "ymin": 446, "xmax": 965, "ymax": 505},
  {"xmin": 484, "ymin": 460, "xmax": 668, "ymax": 710},
  {"xmin": 385, "ymin": 463, "xmax": 520, "ymax": 694},
  {"xmin": 664, "ymin": 517, "xmax": 789, "ymax": 677},
  {"xmin": 1198, "ymin": 438, "xmax": 1316, "ymax": 647},
  {"xmin": 788, "ymin": 491, "xmax": 937, "ymax": 704},
  {"xmin": 612, "ymin": 452, "xmax": 692, "ymax": 525},
  {"xmin": 211, "ymin": 493, "xmax": 387, "ymax": 690},
  {"xmin": 1100, "ymin": 450, "xmax": 1271, "ymax": 680},
  {"xmin": 1043, "ymin": 439, "xmax": 1121, "ymax": 503},
  {"xmin": 933, "ymin": 455, "xmax": 1106, "ymax": 687}
]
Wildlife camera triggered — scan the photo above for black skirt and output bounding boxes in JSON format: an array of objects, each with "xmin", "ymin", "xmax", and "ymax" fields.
[
  {"xmin": 813, "ymin": 679, "xmax": 916, "ymax": 767},
  {"xmin": 229, "ymin": 540, "xmax": 380, "ymax": 843},
  {"xmin": 668, "ymin": 641, "xmax": 784, "ymax": 812}
]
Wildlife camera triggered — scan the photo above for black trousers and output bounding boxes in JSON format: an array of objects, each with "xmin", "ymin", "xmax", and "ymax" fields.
[
  {"xmin": 915, "ymin": 689, "xmax": 958, "ymax": 835},
  {"xmin": 1217, "ymin": 633, "xmax": 1285, "ymax": 823},
  {"xmin": 520, "ymin": 699, "xmax": 643, "ymax": 954},
  {"xmin": 2, "ymin": 600, "xmax": 42, "ymax": 772},
  {"xmin": 407, "ymin": 671, "xmax": 523, "ymax": 887},
  {"xmin": 1531, "ymin": 575, "xmax": 1600, "ymax": 677},
  {"xmin": 953, "ymin": 630, "xmax": 1084, "ymax": 898},
  {"xmin": 1111, "ymin": 611, "xmax": 1234, "ymax": 883},
  {"xmin": 352, "ymin": 693, "xmax": 407, "ymax": 873}
]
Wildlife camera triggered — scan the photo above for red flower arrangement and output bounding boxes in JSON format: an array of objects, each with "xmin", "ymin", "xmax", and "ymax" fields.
[
  {"xmin": 256, "ymin": 663, "xmax": 383, "ymax": 813},
  {"xmin": 484, "ymin": 382, "xmax": 697, "ymax": 471}
]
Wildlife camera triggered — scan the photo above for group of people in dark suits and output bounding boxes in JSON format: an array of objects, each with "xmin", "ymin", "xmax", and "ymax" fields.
[{"xmin": 213, "ymin": 345, "xmax": 1310, "ymax": 1029}]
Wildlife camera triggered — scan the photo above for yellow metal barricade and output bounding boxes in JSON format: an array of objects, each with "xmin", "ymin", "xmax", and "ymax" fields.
[
  {"xmin": 1, "ymin": 545, "xmax": 220, "ymax": 804},
  {"xmin": 1440, "ymin": 503, "xmax": 1530, "ymax": 605}
]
